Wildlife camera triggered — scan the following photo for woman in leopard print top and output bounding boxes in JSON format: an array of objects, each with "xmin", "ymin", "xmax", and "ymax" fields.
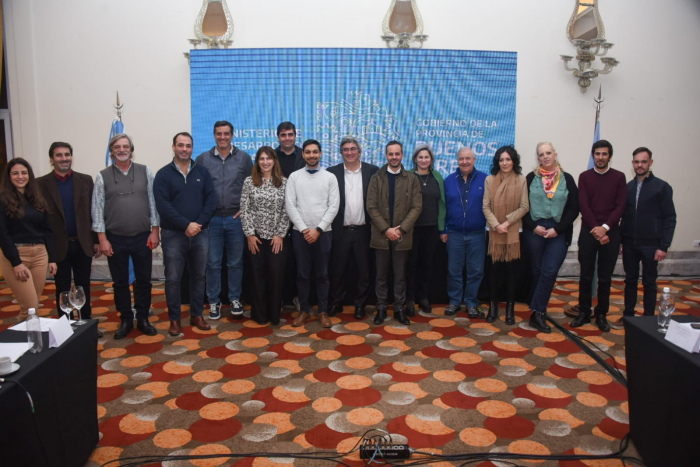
[{"xmin": 240, "ymin": 146, "xmax": 290, "ymax": 325}]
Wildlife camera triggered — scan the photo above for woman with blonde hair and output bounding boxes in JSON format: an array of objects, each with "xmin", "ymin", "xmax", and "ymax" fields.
[
  {"xmin": 240, "ymin": 146, "xmax": 290, "ymax": 325},
  {"xmin": 483, "ymin": 146, "xmax": 529, "ymax": 325},
  {"xmin": 522, "ymin": 142, "xmax": 579, "ymax": 333},
  {"xmin": 0, "ymin": 158, "xmax": 57, "ymax": 321}
]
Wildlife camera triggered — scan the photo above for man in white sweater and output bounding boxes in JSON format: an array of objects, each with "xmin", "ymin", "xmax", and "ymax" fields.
[{"xmin": 285, "ymin": 139, "xmax": 340, "ymax": 328}]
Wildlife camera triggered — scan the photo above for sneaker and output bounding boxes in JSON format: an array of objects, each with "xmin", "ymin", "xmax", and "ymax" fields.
[
  {"xmin": 209, "ymin": 303, "xmax": 221, "ymax": 320},
  {"xmin": 231, "ymin": 300, "xmax": 243, "ymax": 317}
]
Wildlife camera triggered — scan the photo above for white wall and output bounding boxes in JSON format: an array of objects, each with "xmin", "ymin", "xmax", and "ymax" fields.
[{"xmin": 3, "ymin": 0, "xmax": 700, "ymax": 251}]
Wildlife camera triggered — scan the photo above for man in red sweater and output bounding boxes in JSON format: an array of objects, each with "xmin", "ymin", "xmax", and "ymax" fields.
[{"xmin": 571, "ymin": 140, "xmax": 626, "ymax": 332}]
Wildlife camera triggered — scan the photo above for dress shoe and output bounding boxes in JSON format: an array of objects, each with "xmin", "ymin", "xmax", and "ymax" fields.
[
  {"xmin": 418, "ymin": 299, "xmax": 432, "ymax": 314},
  {"xmin": 97, "ymin": 328, "xmax": 104, "ymax": 338},
  {"xmin": 467, "ymin": 306, "xmax": 483, "ymax": 319},
  {"xmin": 169, "ymin": 320, "xmax": 182, "ymax": 336},
  {"xmin": 405, "ymin": 301, "xmax": 416, "ymax": 317},
  {"xmin": 114, "ymin": 319, "xmax": 133, "ymax": 339},
  {"xmin": 529, "ymin": 312, "xmax": 551, "ymax": 333},
  {"xmin": 505, "ymin": 301, "xmax": 515, "ymax": 325},
  {"xmin": 570, "ymin": 313, "xmax": 591, "ymax": 328},
  {"xmin": 445, "ymin": 304, "xmax": 460, "ymax": 316},
  {"xmin": 270, "ymin": 317, "xmax": 280, "ymax": 326},
  {"xmin": 328, "ymin": 305, "xmax": 344, "ymax": 317},
  {"xmin": 374, "ymin": 307, "xmax": 387, "ymax": 324},
  {"xmin": 395, "ymin": 306, "xmax": 411, "ymax": 325},
  {"xmin": 318, "ymin": 312, "xmax": 333, "ymax": 328},
  {"xmin": 190, "ymin": 315, "xmax": 211, "ymax": 331},
  {"xmin": 486, "ymin": 301, "xmax": 499, "ymax": 323},
  {"xmin": 594, "ymin": 314, "xmax": 610, "ymax": 332},
  {"xmin": 137, "ymin": 318, "xmax": 157, "ymax": 336},
  {"xmin": 354, "ymin": 306, "xmax": 366, "ymax": 319},
  {"xmin": 292, "ymin": 312, "xmax": 311, "ymax": 327}
]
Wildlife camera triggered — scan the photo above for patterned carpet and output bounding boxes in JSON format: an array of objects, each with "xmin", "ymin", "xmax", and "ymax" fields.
[{"xmin": 2, "ymin": 278, "xmax": 700, "ymax": 466}]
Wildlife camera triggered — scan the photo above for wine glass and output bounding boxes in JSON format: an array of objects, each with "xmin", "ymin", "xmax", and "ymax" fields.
[
  {"xmin": 69, "ymin": 286, "xmax": 87, "ymax": 325},
  {"xmin": 59, "ymin": 291, "xmax": 74, "ymax": 325}
]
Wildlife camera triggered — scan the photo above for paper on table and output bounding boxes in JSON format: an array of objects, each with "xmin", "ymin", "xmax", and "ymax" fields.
[
  {"xmin": 665, "ymin": 321, "xmax": 700, "ymax": 353},
  {"xmin": 9, "ymin": 317, "xmax": 59, "ymax": 332},
  {"xmin": 49, "ymin": 315, "xmax": 74, "ymax": 348},
  {"xmin": 0, "ymin": 342, "xmax": 32, "ymax": 362}
]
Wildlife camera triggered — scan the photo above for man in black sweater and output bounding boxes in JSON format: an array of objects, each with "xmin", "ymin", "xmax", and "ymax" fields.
[
  {"xmin": 620, "ymin": 147, "xmax": 676, "ymax": 317},
  {"xmin": 154, "ymin": 132, "xmax": 217, "ymax": 337}
]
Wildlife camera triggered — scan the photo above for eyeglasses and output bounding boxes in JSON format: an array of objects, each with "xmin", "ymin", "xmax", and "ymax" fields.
[{"xmin": 112, "ymin": 165, "xmax": 135, "ymax": 196}]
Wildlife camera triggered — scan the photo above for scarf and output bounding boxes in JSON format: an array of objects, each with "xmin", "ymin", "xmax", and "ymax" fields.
[
  {"xmin": 540, "ymin": 167, "xmax": 560, "ymax": 199},
  {"xmin": 488, "ymin": 171, "xmax": 521, "ymax": 262}
]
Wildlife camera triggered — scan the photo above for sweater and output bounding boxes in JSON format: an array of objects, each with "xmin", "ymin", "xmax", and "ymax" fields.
[
  {"xmin": 443, "ymin": 168, "xmax": 487, "ymax": 233},
  {"xmin": 620, "ymin": 172, "xmax": 676, "ymax": 251},
  {"xmin": 285, "ymin": 168, "xmax": 340, "ymax": 232},
  {"xmin": 153, "ymin": 159, "xmax": 217, "ymax": 231},
  {"xmin": 523, "ymin": 171, "xmax": 580, "ymax": 246},
  {"xmin": 577, "ymin": 167, "xmax": 626, "ymax": 231},
  {"xmin": 0, "ymin": 200, "xmax": 56, "ymax": 266},
  {"xmin": 409, "ymin": 168, "xmax": 446, "ymax": 231}
]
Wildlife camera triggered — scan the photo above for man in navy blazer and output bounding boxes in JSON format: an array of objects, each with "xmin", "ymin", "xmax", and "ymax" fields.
[{"xmin": 327, "ymin": 136, "xmax": 379, "ymax": 319}]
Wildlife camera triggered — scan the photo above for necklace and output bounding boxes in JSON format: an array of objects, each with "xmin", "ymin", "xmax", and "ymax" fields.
[{"xmin": 417, "ymin": 172, "xmax": 430, "ymax": 186}]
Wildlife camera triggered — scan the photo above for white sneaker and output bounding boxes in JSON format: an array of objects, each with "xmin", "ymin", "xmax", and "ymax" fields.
[
  {"xmin": 209, "ymin": 303, "xmax": 221, "ymax": 320},
  {"xmin": 231, "ymin": 300, "xmax": 243, "ymax": 316}
]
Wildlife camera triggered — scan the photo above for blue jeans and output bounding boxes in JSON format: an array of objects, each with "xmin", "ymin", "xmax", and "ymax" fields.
[
  {"xmin": 523, "ymin": 219, "xmax": 568, "ymax": 315},
  {"xmin": 622, "ymin": 241, "xmax": 658, "ymax": 316},
  {"xmin": 446, "ymin": 230, "xmax": 486, "ymax": 307},
  {"xmin": 162, "ymin": 228, "xmax": 209, "ymax": 320},
  {"xmin": 206, "ymin": 215, "xmax": 245, "ymax": 304}
]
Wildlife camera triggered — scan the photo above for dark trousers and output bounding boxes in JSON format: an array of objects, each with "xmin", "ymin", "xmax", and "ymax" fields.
[
  {"xmin": 489, "ymin": 259, "xmax": 520, "ymax": 302},
  {"xmin": 162, "ymin": 229, "xmax": 209, "ymax": 321},
  {"xmin": 292, "ymin": 230, "xmax": 332, "ymax": 313},
  {"xmin": 106, "ymin": 231, "xmax": 152, "ymax": 321},
  {"xmin": 282, "ymin": 233, "xmax": 298, "ymax": 304},
  {"xmin": 622, "ymin": 241, "xmax": 659, "ymax": 316},
  {"xmin": 248, "ymin": 237, "xmax": 288, "ymax": 324},
  {"xmin": 578, "ymin": 229, "xmax": 621, "ymax": 316},
  {"xmin": 54, "ymin": 240, "xmax": 93, "ymax": 318},
  {"xmin": 375, "ymin": 242, "xmax": 410, "ymax": 309},
  {"xmin": 330, "ymin": 225, "xmax": 371, "ymax": 308},
  {"xmin": 406, "ymin": 225, "xmax": 439, "ymax": 303},
  {"xmin": 524, "ymin": 219, "xmax": 569, "ymax": 315}
]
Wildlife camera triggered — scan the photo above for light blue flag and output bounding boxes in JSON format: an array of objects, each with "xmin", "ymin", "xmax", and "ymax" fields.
[
  {"xmin": 105, "ymin": 117, "xmax": 135, "ymax": 284},
  {"xmin": 587, "ymin": 120, "xmax": 600, "ymax": 170},
  {"xmin": 105, "ymin": 118, "xmax": 124, "ymax": 167}
]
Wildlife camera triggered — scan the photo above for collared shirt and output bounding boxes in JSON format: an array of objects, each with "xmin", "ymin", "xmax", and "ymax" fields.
[
  {"xmin": 635, "ymin": 177, "xmax": 645, "ymax": 208},
  {"xmin": 343, "ymin": 163, "xmax": 365, "ymax": 226},
  {"xmin": 387, "ymin": 166, "xmax": 402, "ymax": 175},
  {"xmin": 594, "ymin": 166, "xmax": 610, "ymax": 175},
  {"xmin": 54, "ymin": 170, "xmax": 72, "ymax": 182},
  {"xmin": 91, "ymin": 161, "xmax": 160, "ymax": 232},
  {"xmin": 214, "ymin": 145, "xmax": 233, "ymax": 161},
  {"xmin": 173, "ymin": 159, "xmax": 193, "ymax": 181}
]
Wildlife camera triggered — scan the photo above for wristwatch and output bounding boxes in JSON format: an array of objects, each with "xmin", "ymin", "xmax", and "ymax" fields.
[{"xmin": 316, "ymin": 227, "xmax": 323, "ymax": 234}]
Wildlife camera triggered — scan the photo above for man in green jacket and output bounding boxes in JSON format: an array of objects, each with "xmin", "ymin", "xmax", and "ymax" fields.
[{"xmin": 366, "ymin": 141, "xmax": 422, "ymax": 325}]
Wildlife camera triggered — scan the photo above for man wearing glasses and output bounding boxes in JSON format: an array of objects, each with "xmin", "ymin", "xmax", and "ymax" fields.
[
  {"xmin": 327, "ymin": 136, "xmax": 378, "ymax": 320},
  {"xmin": 92, "ymin": 133, "xmax": 160, "ymax": 339}
]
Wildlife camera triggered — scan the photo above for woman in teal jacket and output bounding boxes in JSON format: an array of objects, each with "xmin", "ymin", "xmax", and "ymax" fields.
[{"xmin": 406, "ymin": 145, "xmax": 446, "ymax": 315}]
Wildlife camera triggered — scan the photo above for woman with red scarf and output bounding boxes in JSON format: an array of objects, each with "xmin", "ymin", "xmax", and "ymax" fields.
[{"xmin": 522, "ymin": 142, "xmax": 579, "ymax": 333}]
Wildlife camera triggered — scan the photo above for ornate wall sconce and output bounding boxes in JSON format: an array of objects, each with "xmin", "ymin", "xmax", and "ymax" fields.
[
  {"xmin": 381, "ymin": 0, "xmax": 428, "ymax": 49},
  {"xmin": 187, "ymin": 0, "xmax": 234, "ymax": 53},
  {"xmin": 559, "ymin": 0, "xmax": 619, "ymax": 93}
]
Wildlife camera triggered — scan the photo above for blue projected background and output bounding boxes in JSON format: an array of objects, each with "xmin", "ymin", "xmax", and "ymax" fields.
[{"xmin": 190, "ymin": 48, "xmax": 517, "ymax": 176}]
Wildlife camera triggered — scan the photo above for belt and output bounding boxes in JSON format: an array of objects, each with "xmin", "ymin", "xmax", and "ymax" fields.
[
  {"xmin": 343, "ymin": 225, "xmax": 366, "ymax": 231},
  {"xmin": 15, "ymin": 243, "xmax": 38, "ymax": 247},
  {"xmin": 68, "ymin": 236, "xmax": 79, "ymax": 241}
]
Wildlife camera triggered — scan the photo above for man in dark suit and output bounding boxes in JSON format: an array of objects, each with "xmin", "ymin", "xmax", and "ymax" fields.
[
  {"xmin": 37, "ymin": 142, "xmax": 101, "ymax": 335},
  {"xmin": 327, "ymin": 136, "xmax": 379, "ymax": 319}
]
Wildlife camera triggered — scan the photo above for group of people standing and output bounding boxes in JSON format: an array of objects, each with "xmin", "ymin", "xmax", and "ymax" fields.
[{"xmin": 0, "ymin": 119, "xmax": 676, "ymax": 339}]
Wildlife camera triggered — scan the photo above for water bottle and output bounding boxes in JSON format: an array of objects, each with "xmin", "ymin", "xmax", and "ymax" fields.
[
  {"xmin": 27, "ymin": 308, "xmax": 43, "ymax": 353},
  {"xmin": 658, "ymin": 287, "xmax": 673, "ymax": 331}
]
